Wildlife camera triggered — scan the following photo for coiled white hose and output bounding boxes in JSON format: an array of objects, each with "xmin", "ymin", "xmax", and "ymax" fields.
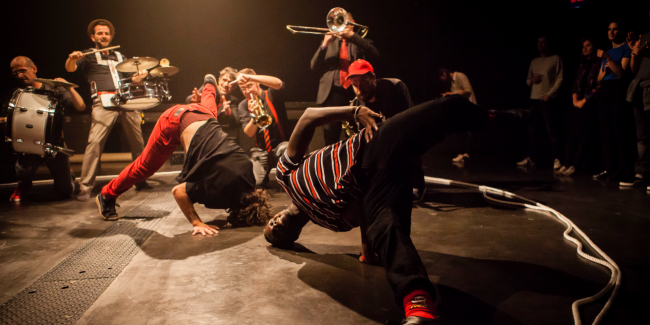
[{"xmin": 424, "ymin": 176, "xmax": 621, "ymax": 325}]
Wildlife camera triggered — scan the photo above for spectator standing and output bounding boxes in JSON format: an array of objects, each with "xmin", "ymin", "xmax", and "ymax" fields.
[
  {"xmin": 518, "ymin": 36, "xmax": 564, "ymax": 169},
  {"xmin": 621, "ymin": 11, "xmax": 650, "ymax": 189},
  {"xmin": 439, "ymin": 68, "xmax": 477, "ymax": 164},
  {"xmin": 593, "ymin": 20, "xmax": 634, "ymax": 181}
]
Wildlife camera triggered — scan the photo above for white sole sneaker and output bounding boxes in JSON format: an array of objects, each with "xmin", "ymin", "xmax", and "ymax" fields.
[
  {"xmin": 77, "ymin": 191, "xmax": 90, "ymax": 202},
  {"xmin": 516, "ymin": 157, "xmax": 530, "ymax": 166},
  {"xmin": 553, "ymin": 159, "xmax": 561, "ymax": 170},
  {"xmin": 452, "ymin": 154, "xmax": 465, "ymax": 162}
]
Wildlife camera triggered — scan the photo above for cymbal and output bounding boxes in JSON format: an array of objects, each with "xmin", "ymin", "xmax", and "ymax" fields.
[
  {"xmin": 33, "ymin": 78, "xmax": 79, "ymax": 89},
  {"xmin": 150, "ymin": 66, "xmax": 179, "ymax": 78},
  {"xmin": 115, "ymin": 57, "xmax": 160, "ymax": 72}
]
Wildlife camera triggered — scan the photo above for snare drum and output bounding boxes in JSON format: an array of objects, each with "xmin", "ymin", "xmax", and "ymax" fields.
[
  {"xmin": 114, "ymin": 79, "xmax": 171, "ymax": 110},
  {"xmin": 6, "ymin": 88, "xmax": 64, "ymax": 157}
]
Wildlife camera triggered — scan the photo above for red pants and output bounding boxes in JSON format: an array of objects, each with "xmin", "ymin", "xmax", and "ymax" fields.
[{"xmin": 101, "ymin": 84, "xmax": 218, "ymax": 199}]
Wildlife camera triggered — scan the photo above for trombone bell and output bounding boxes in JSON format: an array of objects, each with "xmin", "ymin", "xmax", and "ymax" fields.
[{"xmin": 286, "ymin": 7, "xmax": 368, "ymax": 38}]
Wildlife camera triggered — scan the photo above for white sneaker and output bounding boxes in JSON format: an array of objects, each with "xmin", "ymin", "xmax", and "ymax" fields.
[
  {"xmin": 77, "ymin": 190, "xmax": 90, "ymax": 202},
  {"xmin": 452, "ymin": 154, "xmax": 465, "ymax": 162},
  {"xmin": 563, "ymin": 166, "xmax": 575, "ymax": 176},
  {"xmin": 516, "ymin": 157, "xmax": 531, "ymax": 166},
  {"xmin": 553, "ymin": 159, "xmax": 561, "ymax": 169}
]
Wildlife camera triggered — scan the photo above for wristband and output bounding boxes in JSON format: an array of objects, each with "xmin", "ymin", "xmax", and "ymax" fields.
[{"xmin": 353, "ymin": 106, "xmax": 362, "ymax": 122}]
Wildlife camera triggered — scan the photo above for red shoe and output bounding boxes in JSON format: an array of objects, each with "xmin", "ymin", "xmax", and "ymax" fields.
[{"xmin": 9, "ymin": 188, "xmax": 22, "ymax": 202}]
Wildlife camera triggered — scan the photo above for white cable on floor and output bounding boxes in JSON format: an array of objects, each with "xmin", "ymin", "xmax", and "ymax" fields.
[{"xmin": 424, "ymin": 176, "xmax": 621, "ymax": 325}]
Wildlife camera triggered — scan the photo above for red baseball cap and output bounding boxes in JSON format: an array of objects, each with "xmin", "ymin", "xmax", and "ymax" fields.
[{"xmin": 346, "ymin": 59, "xmax": 374, "ymax": 80}]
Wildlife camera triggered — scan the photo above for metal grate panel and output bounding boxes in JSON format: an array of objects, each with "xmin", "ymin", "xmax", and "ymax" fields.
[{"xmin": 0, "ymin": 192, "xmax": 177, "ymax": 325}]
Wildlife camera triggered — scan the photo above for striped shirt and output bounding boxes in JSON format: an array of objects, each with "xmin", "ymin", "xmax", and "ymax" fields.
[{"xmin": 276, "ymin": 130, "xmax": 367, "ymax": 232}]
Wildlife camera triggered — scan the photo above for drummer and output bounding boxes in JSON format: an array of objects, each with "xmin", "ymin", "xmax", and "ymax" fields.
[
  {"xmin": 1, "ymin": 56, "xmax": 85, "ymax": 202},
  {"xmin": 65, "ymin": 19, "xmax": 152, "ymax": 201}
]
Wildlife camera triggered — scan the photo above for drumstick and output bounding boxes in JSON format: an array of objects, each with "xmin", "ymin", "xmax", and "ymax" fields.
[{"xmin": 82, "ymin": 45, "xmax": 121, "ymax": 56}]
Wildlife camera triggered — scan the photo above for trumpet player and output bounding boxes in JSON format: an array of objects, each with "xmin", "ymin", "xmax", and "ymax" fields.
[{"xmin": 232, "ymin": 69, "xmax": 289, "ymax": 187}]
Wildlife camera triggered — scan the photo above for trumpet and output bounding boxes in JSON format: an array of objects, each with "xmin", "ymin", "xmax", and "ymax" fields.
[
  {"xmin": 287, "ymin": 7, "xmax": 368, "ymax": 38},
  {"xmin": 342, "ymin": 97, "xmax": 360, "ymax": 137},
  {"xmin": 250, "ymin": 93, "xmax": 272, "ymax": 130}
]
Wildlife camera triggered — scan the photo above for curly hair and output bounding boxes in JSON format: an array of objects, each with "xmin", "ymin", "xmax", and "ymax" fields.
[
  {"xmin": 219, "ymin": 67, "xmax": 238, "ymax": 81},
  {"xmin": 227, "ymin": 189, "xmax": 273, "ymax": 227}
]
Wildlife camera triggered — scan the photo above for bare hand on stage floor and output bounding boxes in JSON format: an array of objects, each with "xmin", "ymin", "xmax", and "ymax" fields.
[{"xmin": 192, "ymin": 222, "xmax": 219, "ymax": 236}]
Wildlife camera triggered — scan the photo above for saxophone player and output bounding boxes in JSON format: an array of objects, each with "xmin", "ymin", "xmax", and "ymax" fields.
[{"xmin": 232, "ymin": 69, "xmax": 289, "ymax": 187}]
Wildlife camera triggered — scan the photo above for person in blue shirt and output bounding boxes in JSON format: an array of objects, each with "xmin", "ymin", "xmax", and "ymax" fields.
[{"xmin": 593, "ymin": 20, "xmax": 635, "ymax": 181}]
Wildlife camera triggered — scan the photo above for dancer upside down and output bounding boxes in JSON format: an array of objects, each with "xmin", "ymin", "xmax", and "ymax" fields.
[
  {"xmin": 96, "ymin": 75, "xmax": 272, "ymax": 235},
  {"xmin": 265, "ymin": 93, "xmax": 526, "ymax": 324}
]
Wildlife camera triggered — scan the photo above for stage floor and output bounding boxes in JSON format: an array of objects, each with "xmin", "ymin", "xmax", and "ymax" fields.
[{"xmin": 0, "ymin": 153, "xmax": 648, "ymax": 325}]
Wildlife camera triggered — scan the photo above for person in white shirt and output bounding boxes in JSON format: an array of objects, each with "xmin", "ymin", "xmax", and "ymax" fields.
[
  {"xmin": 440, "ymin": 69, "xmax": 477, "ymax": 164},
  {"xmin": 518, "ymin": 35, "xmax": 564, "ymax": 169}
]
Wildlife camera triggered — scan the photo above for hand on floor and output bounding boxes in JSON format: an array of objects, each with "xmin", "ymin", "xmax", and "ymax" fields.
[{"xmin": 192, "ymin": 222, "xmax": 220, "ymax": 236}]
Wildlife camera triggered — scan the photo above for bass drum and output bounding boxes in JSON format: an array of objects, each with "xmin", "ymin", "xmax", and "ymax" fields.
[{"xmin": 7, "ymin": 88, "xmax": 64, "ymax": 157}]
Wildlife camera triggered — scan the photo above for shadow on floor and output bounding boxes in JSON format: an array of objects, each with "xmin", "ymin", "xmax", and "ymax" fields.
[
  {"xmin": 267, "ymin": 243, "xmax": 611, "ymax": 325},
  {"xmin": 66, "ymin": 217, "xmax": 265, "ymax": 260}
]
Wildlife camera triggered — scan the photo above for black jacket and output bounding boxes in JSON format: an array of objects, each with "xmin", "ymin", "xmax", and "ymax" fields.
[{"xmin": 310, "ymin": 34, "xmax": 379, "ymax": 105}]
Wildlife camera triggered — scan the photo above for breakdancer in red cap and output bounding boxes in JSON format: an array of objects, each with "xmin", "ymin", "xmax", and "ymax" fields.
[{"xmin": 264, "ymin": 58, "xmax": 530, "ymax": 323}]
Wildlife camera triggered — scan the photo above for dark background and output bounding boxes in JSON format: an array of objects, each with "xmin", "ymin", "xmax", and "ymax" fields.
[
  {"xmin": 0, "ymin": 0, "xmax": 649, "ymax": 179},
  {"xmin": 1, "ymin": 0, "xmax": 648, "ymax": 110}
]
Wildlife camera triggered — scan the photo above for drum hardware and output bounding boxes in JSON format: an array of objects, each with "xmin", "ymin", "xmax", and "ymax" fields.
[
  {"xmin": 150, "ymin": 66, "xmax": 179, "ymax": 78},
  {"xmin": 250, "ymin": 93, "xmax": 272, "ymax": 130},
  {"xmin": 90, "ymin": 81, "xmax": 98, "ymax": 99},
  {"xmin": 112, "ymin": 79, "xmax": 172, "ymax": 110},
  {"xmin": 81, "ymin": 45, "xmax": 121, "ymax": 56},
  {"xmin": 115, "ymin": 56, "xmax": 160, "ymax": 73},
  {"xmin": 287, "ymin": 7, "xmax": 368, "ymax": 38},
  {"xmin": 5, "ymin": 88, "xmax": 71, "ymax": 157},
  {"xmin": 32, "ymin": 78, "xmax": 79, "ymax": 89},
  {"xmin": 53, "ymin": 146, "xmax": 74, "ymax": 157},
  {"xmin": 150, "ymin": 57, "xmax": 179, "ymax": 77},
  {"xmin": 111, "ymin": 57, "xmax": 174, "ymax": 110}
]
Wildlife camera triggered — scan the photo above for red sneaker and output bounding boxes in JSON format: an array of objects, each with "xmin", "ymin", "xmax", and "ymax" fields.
[{"xmin": 9, "ymin": 188, "xmax": 22, "ymax": 202}]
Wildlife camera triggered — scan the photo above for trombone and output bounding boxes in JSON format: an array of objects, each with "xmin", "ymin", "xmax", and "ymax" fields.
[{"xmin": 287, "ymin": 7, "xmax": 369, "ymax": 38}]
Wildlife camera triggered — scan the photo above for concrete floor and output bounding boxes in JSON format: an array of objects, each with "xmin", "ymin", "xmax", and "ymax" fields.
[{"xmin": 0, "ymin": 153, "xmax": 648, "ymax": 325}]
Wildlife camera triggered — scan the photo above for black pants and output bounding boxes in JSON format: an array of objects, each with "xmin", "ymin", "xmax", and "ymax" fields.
[
  {"xmin": 250, "ymin": 146, "xmax": 283, "ymax": 188},
  {"xmin": 597, "ymin": 80, "xmax": 636, "ymax": 178},
  {"xmin": 321, "ymin": 85, "xmax": 355, "ymax": 146},
  {"xmin": 360, "ymin": 95, "xmax": 488, "ymax": 304},
  {"xmin": 564, "ymin": 101, "xmax": 599, "ymax": 171},
  {"xmin": 632, "ymin": 90, "xmax": 650, "ymax": 178},
  {"xmin": 15, "ymin": 153, "xmax": 74, "ymax": 199},
  {"xmin": 526, "ymin": 99, "xmax": 563, "ymax": 163}
]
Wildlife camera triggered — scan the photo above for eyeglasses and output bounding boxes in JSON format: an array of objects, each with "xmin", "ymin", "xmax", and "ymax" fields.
[{"xmin": 11, "ymin": 67, "xmax": 32, "ymax": 78}]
